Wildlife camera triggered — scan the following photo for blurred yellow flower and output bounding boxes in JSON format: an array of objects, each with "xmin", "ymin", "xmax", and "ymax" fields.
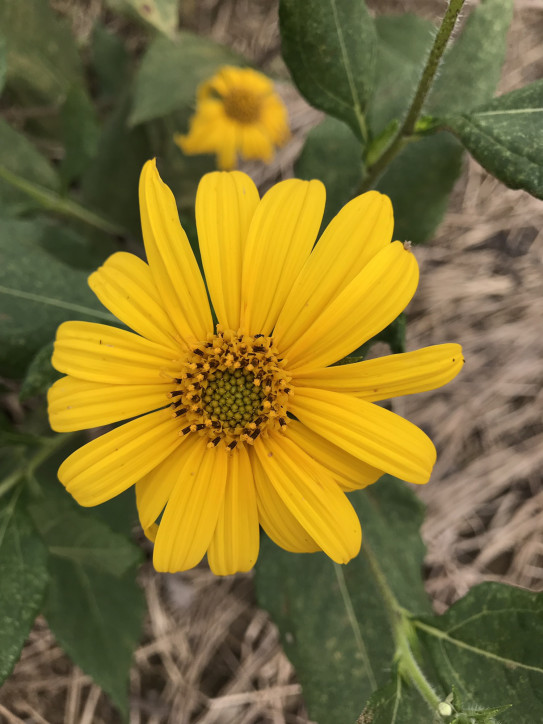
[
  {"xmin": 48, "ymin": 159, "xmax": 463, "ymax": 575},
  {"xmin": 175, "ymin": 66, "xmax": 290, "ymax": 170}
]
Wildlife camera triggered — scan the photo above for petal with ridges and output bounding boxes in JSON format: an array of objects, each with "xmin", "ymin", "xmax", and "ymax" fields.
[
  {"xmin": 196, "ymin": 171, "xmax": 260, "ymax": 330},
  {"xmin": 250, "ymin": 447, "xmax": 319, "ymax": 553},
  {"xmin": 290, "ymin": 387, "xmax": 436, "ymax": 485},
  {"xmin": 88, "ymin": 252, "xmax": 180, "ymax": 349},
  {"xmin": 274, "ymin": 191, "xmax": 393, "ymax": 351},
  {"xmin": 294, "ymin": 344, "xmax": 464, "ymax": 402},
  {"xmin": 207, "ymin": 444, "xmax": 260, "ymax": 575},
  {"xmin": 153, "ymin": 440, "xmax": 228, "ymax": 573},
  {"xmin": 283, "ymin": 241, "xmax": 419, "ymax": 371},
  {"xmin": 139, "ymin": 160, "xmax": 213, "ymax": 343},
  {"xmin": 48, "ymin": 376, "xmax": 170, "ymax": 432},
  {"xmin": 240, "ymin": 179, "xmax": 325, "ymax": 335},
  {"xmin": 285, "ymin": 420, "xmax": 382, "ymax": 492},
  {"xmin": 254, "ymin": 434, "xmax": 362, "ymax": 564},
  {"xmin": 52, "ymin": 321, "xmax": 178, "ymax": 385},
  {"xmin": 58, "ymin": 408, "xmax": 182, "ymax": 506}
]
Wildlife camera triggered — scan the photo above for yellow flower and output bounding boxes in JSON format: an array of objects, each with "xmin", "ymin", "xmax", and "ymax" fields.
[
  {"xmin": 174, "ymin": 66, "xmax": 290, "ymax": 170},
  {"xmin": 48, "ymin": 160, "xmax": 463, "ymax": 575}
]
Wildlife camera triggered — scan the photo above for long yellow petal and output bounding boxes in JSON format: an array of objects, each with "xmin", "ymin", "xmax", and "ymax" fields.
[
  {"xmin": 139, "ymin": 159, "xmax": 213, "ymax": 343},
  {"xmin": 48, "ymin": 376, "xmax": 170, "ymax": 432},
  {"xmin": 285, "ymin": 420, "xmax": 382, "ymax": 491},
  {"xmin": 196, "ymin": 171, "xmax": 260, "ymax": 330},
  {"xmin": 88, "ymin": 251, "xmax": 180, "ymax": 349},
  {"xmin": 207, "ymin": 444, "xmax": 260, "ymax": 575},
  {"xmin": 282, "ymin": 241, "xmax": 419, "ymax": 372},
  {"xmin": 52, "ymin": 321, "xmax": 178, "ymax": 385},
  {"xmin": 58, "ymin": 408, "xmax": 182, "ymax": 506},
  {"xmin": 294, "ymin": 344, "xmax": 464, "ymax": 401},
  {"xmin": 240, "ymin": 178, "xmax": 325, "ymax": 335},
  {"xmin": 290, "ymin": 387, "xmax": 436, "ymax": 485},
  {"xmin": 253, "ymin": 434, "xmax": 362, "ymax": 564},
  {"xmin": 153, "ymin": 440, "xmax": 228, "ymax": 573},
  {"xmin": 274, "ymin": 191, "xmax": 393, "ymax": 351},
  {"xmin": 250, "ymin": 447, "xmax": 319, "ymax": 553}
]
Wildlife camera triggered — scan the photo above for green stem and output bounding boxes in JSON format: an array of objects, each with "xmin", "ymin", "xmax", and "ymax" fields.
[
  {"xmin": 0, "ymin": 164, "xmax": 125, "ymax": 236},
  {"xmin": 360, "ymin": 0, "xmax": 466, "ymax": 191},
  {"xmin": 362, "ymin": 543, "xmax": 444, "ymax": 716}
]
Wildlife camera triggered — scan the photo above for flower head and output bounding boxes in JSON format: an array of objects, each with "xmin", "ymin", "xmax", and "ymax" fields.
[
  {"xmin": 175, "ymin": 66, "xmax": 290, "ymax": 170},
  {"xmin": 48, "ymin": 160, "xmax": 463, "ymax": 575}
]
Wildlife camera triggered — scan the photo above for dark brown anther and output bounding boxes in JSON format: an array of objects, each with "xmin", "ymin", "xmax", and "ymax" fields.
[
  {"xmin": 209, "ymin": 359, "xmax": 219, "ymax": 368},
  {"xmin": 195, "ymin": 423, "xmax": 206, "ymax": 431},
  {"xmin": 254, "ymin": 333, "xmax": 264, "ymax": 338},
  {"xmin": 193, "ymin": 348, "xmax": 204, "ymax": 356},
  {"xmin": 170, "ymin": 389, "xmax": 184, "ymax": 397},
  {"xmin": 227, "ymin": 440, "xmax": 238, "ymax": 450},
  {"xmin": 279, "ymin": 417, "xmax": 287, "ymax": 427},
  {"xmin": 195, "ymin": 408, "xmax": 204, "ymax": 415},
  {"xmin": 174, "ymin": 408, "xmax": 188, "ymax": 417},
  {"xmin": 211, "ymin": 420, "xmax": 221, "ymax": 429},
  {"xmin": 173, "ymin": 401, "xmax": 188, "ymax": 410},
  {"xmin": 284, "ymin": 388, "xmax": 291, "ymax": 394},
  {"xmin": 250, "ymin": 429, "xmax": 261, "ymax": 440},
  {"xmin": 253, "ymin": 345, "xmax": 265, "ymax": 353},
  {"xmin": 181, "ymin": 425, "xmax": 192, "ymax": 435},
  {"xmin": 210, "ymin": 437, "xmax": 221, "ymax": 447}
]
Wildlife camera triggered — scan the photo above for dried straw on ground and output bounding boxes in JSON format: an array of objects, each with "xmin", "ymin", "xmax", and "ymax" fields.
[{"xmin": 1, "ymin": 1, "xmax": 542, "ymax": 722}]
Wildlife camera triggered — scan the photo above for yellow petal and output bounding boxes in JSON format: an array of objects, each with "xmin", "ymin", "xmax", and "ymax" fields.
[
  {"xmin": 153, "ymin": 440, "xmax": 228, "ymax": 573},
  {"xmin": 250, "ymin": 446, "xmax": 319, "ymax": 553},
  {"xmin": 253, "ymin": 434, "xmax": 362, "ymax": 564},
  {"xmin": 285, "ymin": 420, "xmax": 382, "ymax": 491},
  {"xmin": 139, "ymin": 159, "xmax": 213, "ymax": 343},
  {"xmin": 274, "ymin": 191, "xmax": 393, "ymax": 352},
  {"xmin": 196, "ymin": 171, "xmax": 260, "ymax": 330},
  {"xmin": 52, "ymin": 321, "xmax": 178, "ymax": 385},
  {"xmin": 207, "ymin": 444, "xmax": 260, "ymax": 575},
  {"xmin": 283, "ymin": 241, "xmax": 419, "ymax": 372},
  {"xmin": 240, "ymin": 179, "xmax": 325, "ymax": 335},
  {"xmin": 48, "ymin": 376, "xmax": 170, "ymax": 432},
  {"xmin": 88, "ymin": 251, "xmax": 180, "ymax": 349},
  {"xmin": 136, "ymin": 434, "xmax": 197, "ymax": 529},
  {"xmin": 289, "ymin": 387, "xmax": 436, "ymax": 485},
  {"xmin": 58, "ymin": 408, "xmax": 182, "ymax": 506},
  {"xmin": 295, "ymin": 344, "xmax": 464, "ymax": 401},
  {"xmin": 239, "ymin": 125, "xmax": 274, "ymax": 161}
]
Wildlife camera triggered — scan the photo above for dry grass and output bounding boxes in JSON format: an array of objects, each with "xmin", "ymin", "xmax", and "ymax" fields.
[{"xmin": 1, "ymin": 0, "xmax": 543, "ymax": 722}]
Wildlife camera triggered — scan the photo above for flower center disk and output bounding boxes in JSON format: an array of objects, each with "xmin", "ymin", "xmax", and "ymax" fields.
[
  {"xmin": 171, "ymin": 330, "xmax": 291, "ymax": 449},
  {"xmin": 222, "ymin": 87, "xmax": 262, "ymax": 124}
]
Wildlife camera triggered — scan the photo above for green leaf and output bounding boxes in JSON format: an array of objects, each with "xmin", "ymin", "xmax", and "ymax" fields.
[
  {"xmin": 44, "ymin": 558, "xmax": 145, "ymax": 715},
  {"xmin": 256, "ymin": 477, "xmax": 431, "ymax": 724},
  {"xmin": 59, "ymin": 86, "xmax": 101, "ymax": 188},
  {"xmin": 91, "ymin": 24, "xmax": 131, "ymax": 102},
  {"xmin": 130, "ymin": 33, "xmax": 245, "ymax": 126},
  {"xmin": 106, "ymin": 0, "xmax": 178, "ymax": 38},
  {"xmin": 0, "ymin": 218, "xmax": 113, "ymax": 378},
  {"xmin": 280, "ymin": 0, "xmax": 376, "ymax": 142},
  {"xmin": 295, "ymin": 116, "xmax": 363, "ymax": 228},
  {"xmin": 368, "ymin": 14, "xmax": 434, "ymax": 136},
  {"xmin": 442, "ymin": 80, "xmax": 543, "ymax": 199},
  {"xmin": 426, "ymin": 0, "xmax": 514, "ymax": 115},
  {"xmin": 375, "ymin": 133, "xmax": 464, "ymax": 243},
  {"xmin": 0, "ymin": 120, "xmax": 60, "ymax": 216},
  {"xmin": 0, "ymin": 488, "xmax": 49, "ymax": 684},
  {"xmin": 0, "ymin": 0, "xmax": 83, "ymax": 104},
  {"xmin": 359, "ymin": 675, "xmax": 430, "ymax": 723},
  {"xmin": 0, "ymin": 33, "xmax": 7, "ymax": 96},
  {"xmin": 19, "ymin": 342, "xmax": 58, "ymax": 401}
]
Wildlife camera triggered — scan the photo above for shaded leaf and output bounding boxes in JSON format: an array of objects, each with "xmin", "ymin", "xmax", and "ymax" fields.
[
  {"xmin": 280, "ymin": 0, "xmax": 376, "ymax": 142},
  {"xmin": 91, "ymin": 23, "xmax": 131, "ymax": 102},
  {"xmin": 442, "ymin": 80, "xmax": 543, "ymax": 199},
  {"xmin": 0, "ymin": 0, "xmax": 83, "ymax": 104},
  {"xmin": 19, "ymin": 342, "xmax": 58, "ymax": 401},
  {"xmin": 256, "ymin": 477, "xmax": 431, "ymax": 724},
  {"xmin": 106, "ymin": 0, "xmax": 178, "ymax": 38},
  {"xmin": 295, "ymin": 116, "xmax": 363, "ymax": 228},
  {"xmin": 0, "ymin": 489, "xmax": 49, "ymax": 684},
  {"xmin": 0, "ymin": 219, "xmax": 113, "ymax": 378},
  {"xmin": 59, "ymin": 86, "xmax": 101, "ymax": 188},
  {"xmin": 426, "ymin": 0, "xmax": 514, "ymax": 115},
  {"xmin": 0, "ymin": 33, "xmax": 6, "ymax": 96},
  {"xmin": 130, "ymin": 33, "xmax": 245, "ymax": 126}
]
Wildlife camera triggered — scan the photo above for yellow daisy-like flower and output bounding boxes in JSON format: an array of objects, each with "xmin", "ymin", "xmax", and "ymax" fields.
[
  {"xmin": 48, "ymin": 159, "xmax": 463, "ymax": 575},
  {"xmin": 174, "ymin": 66, "xmax": 290, "ymax": 170}
]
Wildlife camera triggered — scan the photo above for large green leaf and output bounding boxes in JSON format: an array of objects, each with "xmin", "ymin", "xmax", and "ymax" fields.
[
  {"xmin": 280, "ymin": 0, "xmax": 376, "ymax": 142},
  {"xmin": 0, "ymin": 120, "xmax": 60, "ymax": 216},
  {"xmin": 59, "ymin": 86, "xmax": 101, "ymax": 189},
  {"xmin": 130, "ymin": 33, "xmax": 245, "ymax": 126},
  {"xmin": 368, "ymin": 14, "xmax": 434, "ymax": 136},
  {"xmin": 442, "ymin": 81, "xmax": 543, "ymax": 199},
  {"xmin": 426, "ymin": 0, "xmax": 514, "ymax": 115},
  {"xmin": 106, "ymin": 0, "xmax": 178, "ymax": 38},
  {"xmin": 295, "ymin": 116, "xmax": 363, "ymax": 228},
  {"xmin": 0, "ymin": 219, "xmax": 112, "ymax": 378},
  {"xmin": 0, "ymin": 33, "xmax": 6, "ymax": 96},
  {"xmin": 44, "ymin": 558, "xmax": 145, "ymax": 716},
  {"xmin": 0, "ymin": 0, "xmax": 83, "ymax": 104},
  {"xmin": 256, "ymin": 477, "xmax": 431, "ymax": 724},
  {"xmin": 91, "ymin": 24, "xmax": 131, "ymax": 103},
  {"xmin": 375, "ymin": 133, "xmax": 464, "ymax": 243},
  {"xmin": 0, "ymin": 488, "xmax": 49, "ymax": 684},
  {"xmin": 19, "ymin": 342, "xmax": 58, "ymax": 401}
]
